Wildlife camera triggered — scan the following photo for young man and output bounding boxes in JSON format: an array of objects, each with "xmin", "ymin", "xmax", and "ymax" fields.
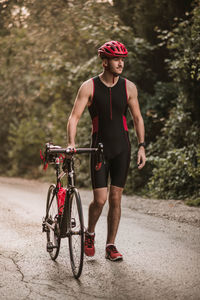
[{"xmin": 67, "ymin": 41, "xmax": 146, "ymax": 261}]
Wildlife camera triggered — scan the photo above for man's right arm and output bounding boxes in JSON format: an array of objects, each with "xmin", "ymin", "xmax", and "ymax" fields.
[{"xmin": 67, "ymin": 79, "xmax": 93, "ymax": 148}]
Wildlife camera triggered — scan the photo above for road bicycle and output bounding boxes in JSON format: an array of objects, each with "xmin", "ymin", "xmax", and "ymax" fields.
[{"xmin": 41, "ymin": 142, "xmax": 103, "ymax": 279}]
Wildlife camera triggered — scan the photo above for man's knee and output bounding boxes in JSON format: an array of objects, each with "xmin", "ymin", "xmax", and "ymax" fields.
[
  {"xmin": 109, "ymin": 185, "xmax": 123, "ymax": 207},
  {"xmin": 93, "ymin": 187, "xmax": 107, "ymax": 208},
  {"xmin": 93, "ymin": 198, "xmax": 106, "ymax": 209}
]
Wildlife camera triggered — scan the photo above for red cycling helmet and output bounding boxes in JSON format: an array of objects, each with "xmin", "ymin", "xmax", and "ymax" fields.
[{"xmin": 98, "ymin": 41, "xmax": 128, "ymax": 58}]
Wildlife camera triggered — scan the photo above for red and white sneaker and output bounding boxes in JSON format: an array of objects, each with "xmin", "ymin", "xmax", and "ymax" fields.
[
  {"xmin": 84, "ymin": 232, "xmax": 95, "ymax": 257},
  {"xmin": 105, "ymin": 245, "xmax": 123, "ymax": 261}
]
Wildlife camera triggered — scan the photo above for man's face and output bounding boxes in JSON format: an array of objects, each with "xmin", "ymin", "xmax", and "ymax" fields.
[{"xmin": 104, "ymin": 57, "xmax": 125, "ymax": 76}]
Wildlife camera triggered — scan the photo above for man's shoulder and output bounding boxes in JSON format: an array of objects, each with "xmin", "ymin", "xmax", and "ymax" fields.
[
  {"xmin": 81, "ymin": 78, "xmax": 94, "ymax": 87},
  {"xmin": 124, "ymin": 78, "xmax": 137, "ymax": 90},
  {"xmin": 124, "ymin": 78, "xmax": 138, "ymax": 101},
  {"xmin": 79, "ymin": 78, "xmax": 94, "ymax": 94}
]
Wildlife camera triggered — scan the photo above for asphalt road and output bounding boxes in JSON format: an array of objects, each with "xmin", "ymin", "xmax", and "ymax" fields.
[{"xmin": 0, "ymin": 178, "xmax": 200, "ymax": 300}]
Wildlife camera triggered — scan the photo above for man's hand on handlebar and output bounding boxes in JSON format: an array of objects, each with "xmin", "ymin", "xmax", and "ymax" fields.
[{"xmin": 66, "ymin": 144, "xmax": 75, "ymax": 158}]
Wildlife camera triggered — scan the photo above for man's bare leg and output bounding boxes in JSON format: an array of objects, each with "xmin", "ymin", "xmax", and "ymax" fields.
[
  {"xmin": 106, "ymin": 185, "xmax": 123, "ymax": 244},
  {"xmin": 88, "ymin": 187, "xmax": 107, "ymax": 233}
]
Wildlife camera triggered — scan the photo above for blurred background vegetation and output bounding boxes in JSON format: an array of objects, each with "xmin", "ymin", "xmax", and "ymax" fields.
[{"xmin": 0, "ymin": 0, "xmax": 199, "ymax": 205}]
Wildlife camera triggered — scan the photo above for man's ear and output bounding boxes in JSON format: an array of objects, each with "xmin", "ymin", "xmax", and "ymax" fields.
[{"xmin": 102, "ymin": 58, "xmax": 109, "ymax": 68}]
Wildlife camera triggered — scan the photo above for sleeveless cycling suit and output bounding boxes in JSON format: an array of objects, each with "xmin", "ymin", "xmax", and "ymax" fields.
[{"xmin": 88, "ymin": 76, "xmax": 131, "ymax": 188}]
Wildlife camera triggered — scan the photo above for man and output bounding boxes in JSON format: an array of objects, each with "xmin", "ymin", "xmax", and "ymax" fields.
[{"xmin": 67, "ymin": 41, "xmax": 146, "ymax": 261}]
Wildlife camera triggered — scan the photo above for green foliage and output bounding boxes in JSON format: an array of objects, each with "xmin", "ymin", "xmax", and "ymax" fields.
[
  {"xmin": 186, "ymin": 198, "xmax": 200, "ymax": 207},
  {"xmin": 0, "ymin": 0, "xmax": 124, "ymax": 175},
  {"xmin": 0, "ymin": 0, "xmax": 199, "ymax": 205},
  {"xmin": 8, "ymin": 115, "xmax": 46, "ymax": 177},
  {"xmin": 147, "ymin": 3, "xmax": 200, "ymax": 202},
  {"xmin": 148, "ymin": 144, "xmax": 200, "ymax": 200}
]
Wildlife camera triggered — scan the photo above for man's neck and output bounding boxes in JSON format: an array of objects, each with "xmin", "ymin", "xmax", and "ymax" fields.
[{"xmin": 99, "ymin": 71, "xmax": 119, "ymax": 87}]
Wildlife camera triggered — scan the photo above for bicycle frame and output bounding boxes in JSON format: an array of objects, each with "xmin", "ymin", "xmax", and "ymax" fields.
[
  {"xmin": 42, "ymin": 142, "xmax": 103, "ymax": 278},
  {"xmin": 44, "ymin": 157, "xmax": 74, "ymax": 238},
  {"xmin": 44, "ymin": 143, "xmax": 103, "ymax": 238}
]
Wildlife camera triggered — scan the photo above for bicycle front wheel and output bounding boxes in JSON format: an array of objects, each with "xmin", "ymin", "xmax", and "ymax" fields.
[
  {"xmin": 68, "ymin": 188, "xmax": 84, "ymax": 279},
  {"xmin": 46, "ymin": 184, "xmax": 61, "ymax": 260}
]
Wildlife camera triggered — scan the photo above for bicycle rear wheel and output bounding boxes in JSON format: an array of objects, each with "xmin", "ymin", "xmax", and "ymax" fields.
[
  {"xmin": 45, "ymin": 184, "xmax": 61, "ymax": 260},
  {"xmin": 68, "ymin": 188, "xmax": 84, "ymax": 279}
]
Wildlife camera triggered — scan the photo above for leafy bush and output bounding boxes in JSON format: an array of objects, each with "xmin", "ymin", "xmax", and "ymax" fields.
[
  {"xmin": 148, "ymin": 145, "xmax": 200, "ymax": 200},
  {"xmin": 146, "ymin": 3, "xmax": 200, "ymax": 204},
  {"xmin": 1, "ymin": 0, "xmax": 199, "ymax": 206},
  {"xmin": 8, "ymin": 116, "xmax": 46, "ymax": 177}
]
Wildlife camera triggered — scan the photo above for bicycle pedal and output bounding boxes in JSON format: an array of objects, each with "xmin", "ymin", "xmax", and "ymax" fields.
[
  {"xmin": 42, "ymin": 220, "xmax": 48, "ymax": 232},
  {"xmin": 46, "ymin": 218, "xmax": 53, "ymax": 225},
  {"xmin": 71, "ymin": 218, "xmax": 76, "ymax": 228}
]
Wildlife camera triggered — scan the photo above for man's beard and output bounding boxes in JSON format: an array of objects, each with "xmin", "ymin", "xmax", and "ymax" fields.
[{"xmin": 107, "ymin": 65, "xmax": 123, "ymax": 76}]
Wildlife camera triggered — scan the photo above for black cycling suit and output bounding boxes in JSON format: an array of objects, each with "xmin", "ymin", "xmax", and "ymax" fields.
[{"xmin": 88, "ymin": 75, "xmax": 131, "ymax": 189}]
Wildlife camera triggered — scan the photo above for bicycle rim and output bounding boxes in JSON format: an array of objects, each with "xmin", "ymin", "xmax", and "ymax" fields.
[
  {"xmin": 46, "ymin": 184, "xmax": 61, "ymax": 260},
  {"xmin": 68, "ymin": 189, "xmax": 84, "ymax": 279}
]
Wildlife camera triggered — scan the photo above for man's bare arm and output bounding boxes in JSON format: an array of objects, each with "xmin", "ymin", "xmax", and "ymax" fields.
[
  {"xmin": 126, "ymin": 80, "xmax": 146, "ymax": 169},
  {"xmin": 67, "ymin": 79, "xmax": 93, "ymax": 147}
]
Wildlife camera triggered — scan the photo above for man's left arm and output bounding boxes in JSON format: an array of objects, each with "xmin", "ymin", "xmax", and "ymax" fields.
[{"xmin": 126, "ymin": 80, "xmax": 146, "ymax": 169}]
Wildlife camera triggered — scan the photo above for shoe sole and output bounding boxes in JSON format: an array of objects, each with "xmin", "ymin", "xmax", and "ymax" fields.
[
  {"xmin": 105, "ymin": 254, "xmax": 123, "ymax": 261},
  {"xmin": 84, "ymin": 249, "xmax": 95, "ymax": 257},
  {"xmin": 85, "ymin": 252, "xmax": 95, "ymax": 257}
]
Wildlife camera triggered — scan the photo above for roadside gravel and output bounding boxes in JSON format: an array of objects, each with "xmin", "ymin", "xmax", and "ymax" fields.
[
  {"xmin": 0, "ymin": 176, "xmax": 199, "ymax": 228},
  {"xmin": 122, "ymin": 194, "xmax": 200, "ymax": 228}
]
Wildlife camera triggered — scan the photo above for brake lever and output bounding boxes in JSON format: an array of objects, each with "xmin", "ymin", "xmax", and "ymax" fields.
[
  {"xmin": 40, "ymin": 143, "xmax": 52, "ymax": 170},
  {"xmin": 44, "ymin": 142, "xmax": 59, "ymax": 166}
]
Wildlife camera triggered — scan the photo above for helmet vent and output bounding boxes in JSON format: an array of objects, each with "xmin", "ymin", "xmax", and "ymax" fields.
[
  {"xmin": 98, "ymin": 41, "xmax": 128, "ymax": 58},
  {"xmin": 105, "ymin": 48, "xmax": 111, "ymax": 53}
]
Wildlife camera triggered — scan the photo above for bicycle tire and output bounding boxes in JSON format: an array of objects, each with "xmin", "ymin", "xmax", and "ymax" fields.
[
  {"xmin": 68, "ymin": 188, "xmax": 84, "ymax": 279},
  {"xmin": 46, "ymin": 184, "xmax": 61, "ymax": 260}
]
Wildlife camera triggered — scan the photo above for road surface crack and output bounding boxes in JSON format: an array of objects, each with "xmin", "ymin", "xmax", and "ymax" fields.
[
  {"xmin": 10, "ymin": 256, "xmax": 25, "ymax": 282},
  {"xmin": 0, "ymin": 252, "xmax": 33, "ymax": 299}
]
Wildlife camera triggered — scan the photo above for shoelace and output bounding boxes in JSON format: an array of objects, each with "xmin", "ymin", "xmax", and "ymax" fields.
[
  {"xmin": 85, "ymin": 235, "xmax": 94, "ymax": 248},
  {"xmin": 107, "ymin": 245, "xmax": 118, "ymax": 253}
]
